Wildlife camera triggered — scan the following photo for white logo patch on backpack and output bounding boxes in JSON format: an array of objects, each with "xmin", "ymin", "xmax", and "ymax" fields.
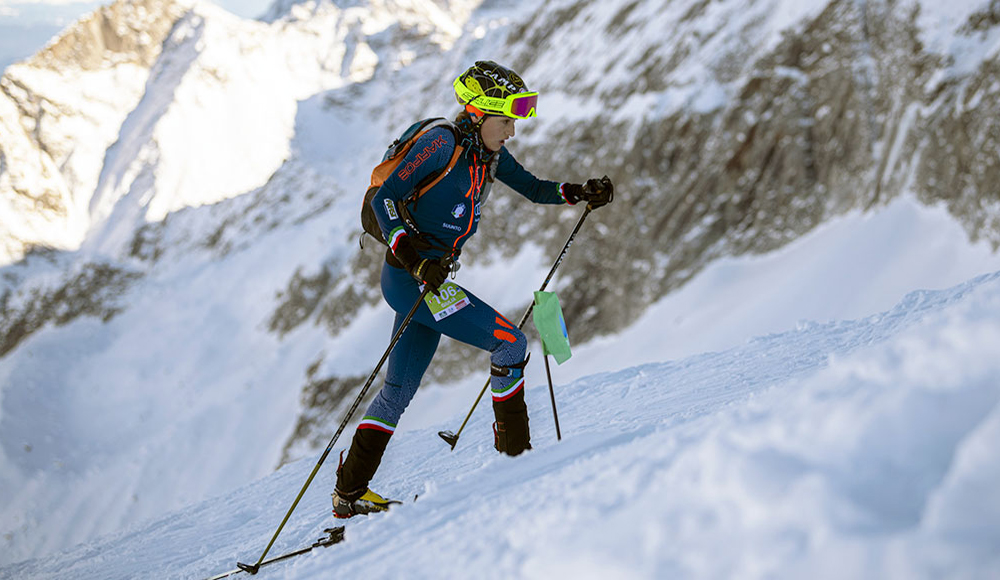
[{"xmin": 451, "ymin": 203, "xmax": 467, "ymax": 219}]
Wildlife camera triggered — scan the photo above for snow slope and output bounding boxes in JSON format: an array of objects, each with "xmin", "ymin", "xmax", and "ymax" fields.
[{"xmin": 3, "ymin": 267, "xmax": 999, "ymax": 580}]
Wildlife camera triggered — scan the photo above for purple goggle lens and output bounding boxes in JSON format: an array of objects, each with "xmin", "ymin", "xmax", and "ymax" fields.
[{"xmin": 508, "ymin": 93, "xmax": 538, "ymax": 118}]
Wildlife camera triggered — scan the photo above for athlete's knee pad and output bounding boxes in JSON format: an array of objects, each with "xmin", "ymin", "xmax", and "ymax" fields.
[{"xmin": 490, "ymin": 316, "xmax": 527, "ymax": 363}]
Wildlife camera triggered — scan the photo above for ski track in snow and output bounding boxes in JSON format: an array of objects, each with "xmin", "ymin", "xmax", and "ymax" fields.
[{"xmin": 4, "ymin": 270, "xmax": 999, "ymax": 580}]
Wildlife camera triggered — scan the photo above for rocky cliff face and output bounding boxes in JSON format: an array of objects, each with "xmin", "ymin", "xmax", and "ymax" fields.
[{"xmin": 465, "ymin": 0, "xmax": 1000, "ymax": 342}]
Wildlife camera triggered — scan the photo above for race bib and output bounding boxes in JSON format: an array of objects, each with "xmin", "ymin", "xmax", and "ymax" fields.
[{"xmin": 424, "ymin": 281, "xmax": 471, "ymax": 321}]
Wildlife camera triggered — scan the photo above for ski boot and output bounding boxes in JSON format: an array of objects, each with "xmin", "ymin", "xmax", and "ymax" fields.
[
  {"xmin": 491, "ymin": 363, "xmax": 531, "ymax": 456},
  {"xmin": 333, "ymin": 426, "xmax": 398, "ymax": 519},
  {"xmin": 332, "ymin": 488, "xmax": 398, "ymax": 519}
]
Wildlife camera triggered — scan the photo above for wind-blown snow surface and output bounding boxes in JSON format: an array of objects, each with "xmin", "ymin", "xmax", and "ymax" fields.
[{"xmin": 4, "ymin": 269, "xmax": 1000, "ymax": 579}]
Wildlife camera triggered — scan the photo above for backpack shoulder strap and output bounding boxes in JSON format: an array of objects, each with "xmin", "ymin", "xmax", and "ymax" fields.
[{"xmin": 411, "ymin": 121, "xmax": 463, "ymax": 201}]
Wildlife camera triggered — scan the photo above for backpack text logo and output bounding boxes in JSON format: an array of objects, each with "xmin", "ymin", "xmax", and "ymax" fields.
[{"xmin": 398, "ymin": 135, "xmax": 448, "ymax": 181}]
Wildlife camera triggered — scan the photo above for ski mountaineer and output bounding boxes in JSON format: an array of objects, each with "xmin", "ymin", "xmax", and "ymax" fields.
[{"xmin": 332, "ymin": 61, "xmax": 614, "ymax": 518}]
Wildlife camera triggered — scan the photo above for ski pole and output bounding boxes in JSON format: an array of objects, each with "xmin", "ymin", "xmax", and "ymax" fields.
[
  {"xmin": 239, "ymin": 278, "xmax": 437, "ymax": 574},
  {"xmin": 543, "ymin": 354, "xmax": 562, "ymax": 440},
  {"xmin": 438, "ymin": 205, "xmax": 592, "ymax": 450}
]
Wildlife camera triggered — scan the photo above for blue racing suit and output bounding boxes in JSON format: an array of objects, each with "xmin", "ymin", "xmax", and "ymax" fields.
[
  {"xmin": 335, "ymin": 121, "xmax": 571, "ymax": 499},
  {"xmin": 363, "ymin": 123, "xmax": 567, "ymax": 434}
]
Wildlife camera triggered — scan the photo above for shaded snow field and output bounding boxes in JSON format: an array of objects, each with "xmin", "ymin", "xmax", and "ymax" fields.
[{"xmin": 3, "ymin": 196, "xmax": 999, "ymax": 579}]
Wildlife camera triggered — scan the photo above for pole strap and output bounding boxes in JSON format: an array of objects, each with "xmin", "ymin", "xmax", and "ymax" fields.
[{"xmin": 490, "ymin": 354, "xmax": 530, "ymax": 378}]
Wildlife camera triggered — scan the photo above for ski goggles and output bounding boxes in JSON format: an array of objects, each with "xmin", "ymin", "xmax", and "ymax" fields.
[{"xmin": 453, "ymin": 77, "xmax": 538, "ymax": 119}]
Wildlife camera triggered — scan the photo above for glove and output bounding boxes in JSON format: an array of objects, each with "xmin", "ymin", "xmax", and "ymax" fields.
[
  {"xmin": 561, "ymin": 175, "xmax": 615, "ymax": 209},
  {"xmin": 412, "ymin": 258, "xmax": 450, "ymax": 296},
  {"xmin": 393, "ymin": 236, "xmax": 451, "ymax": 295}
]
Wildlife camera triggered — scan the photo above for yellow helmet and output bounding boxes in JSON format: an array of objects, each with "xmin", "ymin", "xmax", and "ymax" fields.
[{"xmin": 454, "ymin": 61, "xmax": 538, "ymax": 119}]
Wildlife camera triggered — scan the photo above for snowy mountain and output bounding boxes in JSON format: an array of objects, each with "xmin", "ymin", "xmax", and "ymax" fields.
[
  {"xmin": 0, "ymin": 0, "xmax": 470, "ymax": 264},
  {"xmin": 2, "ymin": 0, "xmax": 1000, "ymax": 571}
]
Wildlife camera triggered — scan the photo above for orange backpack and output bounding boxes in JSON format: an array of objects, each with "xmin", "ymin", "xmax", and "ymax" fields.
[{"xmin": 360, "ymin": 118, "xmax": 463, "ymax": 247}]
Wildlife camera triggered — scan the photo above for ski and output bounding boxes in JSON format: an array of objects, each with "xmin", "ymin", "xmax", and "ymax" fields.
[{"xmin": 204, "ymin": 526, "xmax": 345, "ymax": 580}]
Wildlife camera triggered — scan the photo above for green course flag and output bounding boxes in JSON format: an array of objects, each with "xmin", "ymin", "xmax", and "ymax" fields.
[{"xmin": 532, "ymin": 291, "xmax": 572, "ymax": 365}]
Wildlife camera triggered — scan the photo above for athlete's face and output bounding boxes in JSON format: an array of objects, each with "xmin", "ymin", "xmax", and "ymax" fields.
[{"xmin": 479, "ymin": 115, "xmax": 516, "ymax": 151}]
